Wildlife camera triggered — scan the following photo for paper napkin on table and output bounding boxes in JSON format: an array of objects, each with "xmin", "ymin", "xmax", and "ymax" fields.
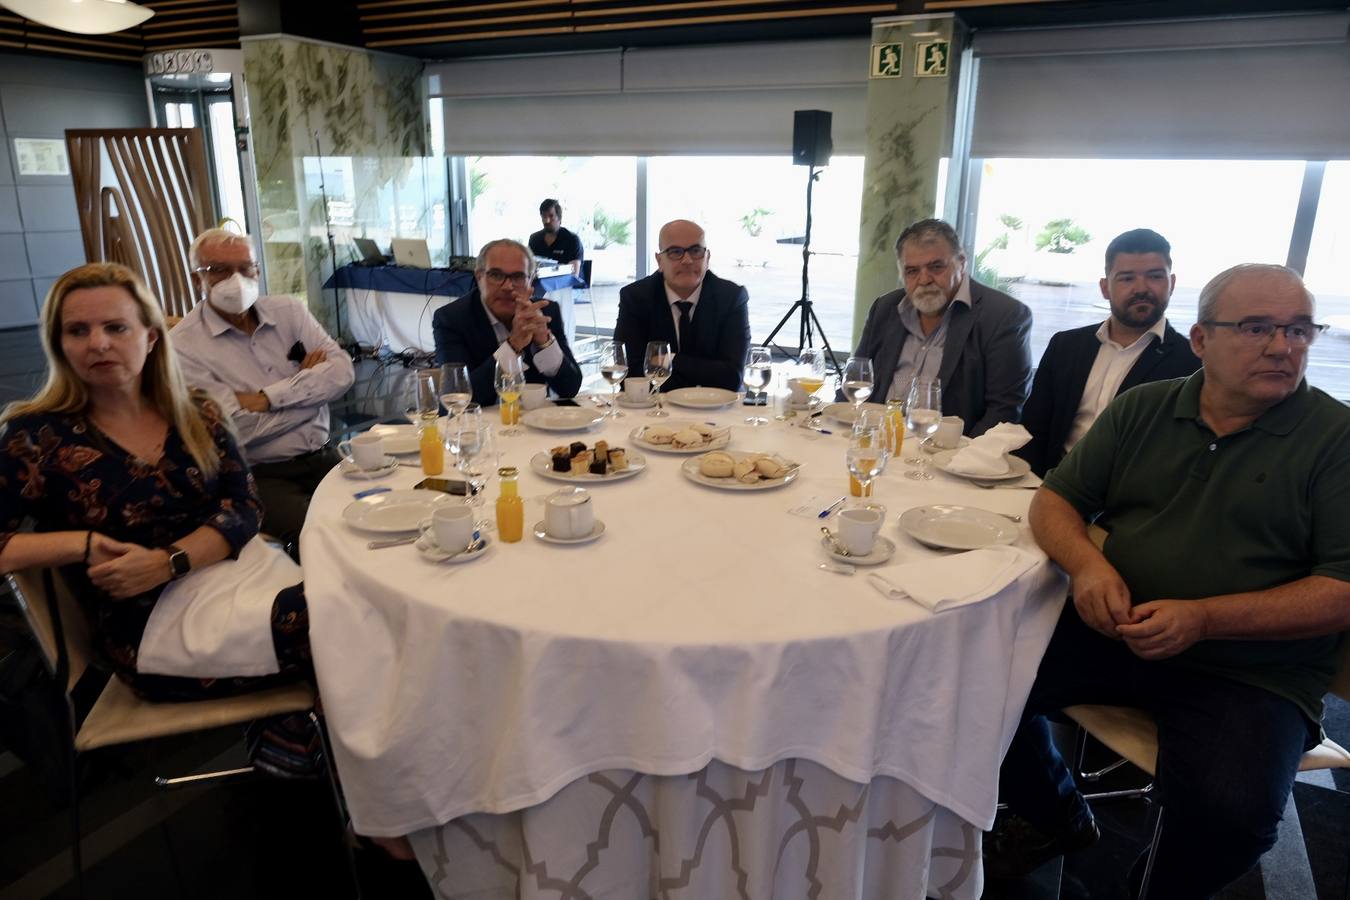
[
  {"xmin": 946, "ymin": 423, "xmax": 1032, "ymax": 476},
  {"xmin": 866, "ymin": 545, "xmax": 1038, "ymax": 612}
]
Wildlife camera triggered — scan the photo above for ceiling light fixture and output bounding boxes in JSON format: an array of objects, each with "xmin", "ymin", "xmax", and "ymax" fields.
[{"xmin": 0, "ymin": 0, "xmax": 154, "ymax": 35}]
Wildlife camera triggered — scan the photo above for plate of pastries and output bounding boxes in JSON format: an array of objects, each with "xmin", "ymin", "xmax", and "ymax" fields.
[
  {"xmin": 680, "ymin": 450, "xmax": 799, "ymax": 490},
  {"xmin": 629, "ymin": 421, "xmax": 731, "ymax": 454},
  {"xmin": 530, "ymin": 440, "xmax": 647, "ymax": 482}
]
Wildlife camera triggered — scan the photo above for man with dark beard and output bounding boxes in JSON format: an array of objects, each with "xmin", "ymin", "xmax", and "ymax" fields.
[
  {"xmin": 853, "ymin": 218, "xmax": 1032, "ymax": 436},
  {"xmin": 527, "ymin": 198, "xmax": 584, "ymax": 276},
  {"xmin": 1016, "ymin": 228, "xmax": 1200, "ymax": 476}
]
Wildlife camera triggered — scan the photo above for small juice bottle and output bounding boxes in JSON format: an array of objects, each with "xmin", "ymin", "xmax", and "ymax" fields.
[
  {"xmin": 419, "ymin": 422, "xmax": 443, "ymax": 475},
  {"xmin": 495, "ymin": 466, "xmax": 524, "ymax": 542}
]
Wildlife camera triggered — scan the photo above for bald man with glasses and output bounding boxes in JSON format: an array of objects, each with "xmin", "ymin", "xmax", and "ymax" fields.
[
  {"xmin": 432, "ymin": 238, "xmax": 582, "ymax": 407},
  {"xmin": 614, "ymin": 219, "xmax": 750, "ymax": 393}
]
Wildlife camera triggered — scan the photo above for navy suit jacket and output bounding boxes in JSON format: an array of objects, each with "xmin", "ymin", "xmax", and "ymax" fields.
[
  {"xmin": 1015, "ymin": 320, "xmax": 1200, "ymax": 476},
  {"xmin": 854, "ymin": 280, "xmax": 1033, "ymax": 437},
  {"xmin": 614, "ymin": 271, "xmax": 750, "ymax": 392},
  {"xmin": 431, "ymin": 286, "xmax": 582, "ymax": 407}
]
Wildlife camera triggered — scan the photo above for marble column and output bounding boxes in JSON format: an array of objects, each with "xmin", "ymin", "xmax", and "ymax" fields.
[{"xmin": 852, "ymin": 15, "xmax": 968, "ymax": 343}]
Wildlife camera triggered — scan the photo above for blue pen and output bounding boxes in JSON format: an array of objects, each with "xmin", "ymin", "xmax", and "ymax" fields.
[
  {"xmin": 818, "ymin": 496, "xmax": 847, "ymax": 519},
  {"xmin": 353, "ymin": 486, "xmax": 392, "ymax": 499}
]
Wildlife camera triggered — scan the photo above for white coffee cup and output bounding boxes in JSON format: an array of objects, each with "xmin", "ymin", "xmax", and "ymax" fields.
[
  {"xmin": 431, "ymin": 505, "xmax": 474, "ymax": 551},
  {"xmin": 544, "ymin": 488, "xmax": 595, "ymax": 540},
  {"xmin": 339, "ymin": 433, "xmax": 385, "ymax": 470},
  {"xmin": 521, "ymin": 383, "xmax": 549, "ymax": 410},
  {"xmin": 786, "ymin": 377, "xmax": 811, "ymax": 407},
  {"xmin": 933, "ymin": 416, "xmax": 965, "ymax": 449},
  {"xmin": 837, "ymin": 507, "xmax": 883, "ymax": 556},
  {"xmin": 623, "ymin": 379, "xmax": 649, "ymax": 401}
]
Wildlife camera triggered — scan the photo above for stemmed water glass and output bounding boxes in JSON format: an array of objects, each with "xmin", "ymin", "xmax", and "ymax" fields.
[
  {"xmin": 847, "ymin": 427, "xmax": 890, "ymax": 504},
  {"xmin": 743, "ymin": 346, "xmax": 772, "ymax": 426},
  {"xmin": 438, "ymin": 363, "xmax": 472, "ymax": 421},
  {"xmin": 599, "ymin": 341, "xmax": 628, "ymax": 421},
  {"xmin": 495, "ymin": 357, "xmax": 526, "ymax": 436},
  {"xmin": 455, "ymin": 409, "xmax": 495, "ymax": 509},
  {"xmin": 904, "ymin": 378, "xmax": 942, "ymax": 480},
  {"xmin": 796, "ymin": 347, "xmax": 827, "ymax": 411},
  {"xmin": 644, "ymin": 340, "xmax": 673, "ymax": 418},
  {"xmin": 842, "ymin": 356, "xmax": 874, "ymax": 417},
  {"xmin": 402, "ymin": 370, "xmax": 439, "ymax": 426}
]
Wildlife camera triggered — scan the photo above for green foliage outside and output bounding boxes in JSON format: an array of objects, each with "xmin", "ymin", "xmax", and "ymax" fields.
[
  {"xmin": 1035, "ymin": 217, "xmax": 1091, "ymax": 254},
  {"xmin": 589, "ymin": 206, "xmax": 633, "ymax": 249},
  {"xmin": 972, "ymin": 214, "xmax": 1023, "ymax": 293},
  {"xmin": 739, "ymin": 207, "xmax": 773, "ymax": 237}
]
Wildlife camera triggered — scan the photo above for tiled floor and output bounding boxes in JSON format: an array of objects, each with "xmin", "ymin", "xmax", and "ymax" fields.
[{"xmin": 1, "ymin": 324, "xmax": 1347, "ymax": 899}]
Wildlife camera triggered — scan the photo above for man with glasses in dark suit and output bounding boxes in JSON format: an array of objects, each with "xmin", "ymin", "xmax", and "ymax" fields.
[
  {"xmin": 432, "ymin": 238, "xmax": 582, "ymax": 407},
  {"xmin": 613, "ymin": 219, "xmax": 750, "ymax": 393}
]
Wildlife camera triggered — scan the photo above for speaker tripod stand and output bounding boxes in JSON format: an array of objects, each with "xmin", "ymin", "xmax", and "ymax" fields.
[{"xmin": 761, "ymin": 164, "xmax": 844, "ymax": 382}]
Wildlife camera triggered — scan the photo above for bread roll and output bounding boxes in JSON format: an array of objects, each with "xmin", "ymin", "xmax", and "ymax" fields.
[
  {"xmin": 699, "ymin": 451, "xmax": 735, "ymax": 478},
  {"xmin": 644, "ymin": 426, "xmax": 675, "ymax": 445},
  {"xmin": 672, "ymin": 428, "xmax": 703, "ymax": 448},
  {"xmin": 733, "ymin": 458, "xmax": 758, "ymax": 482},
  {"xmin": 755, "ymin": 457, "xmax": 788, "ymax": 478}
]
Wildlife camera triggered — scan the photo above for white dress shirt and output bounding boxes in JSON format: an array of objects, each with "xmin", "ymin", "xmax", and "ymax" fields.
[
  {"xmin": 172, "ymin": 296, "xmax": 355, "ymax": 465},
  {"xmin": 664, "ymin": 281, "xmax": 704, "ymax": 347},
  {"xmin": 1063, "ymin": 317, "xmax": 1169, "ymax": 453},
  {"xmin": 482, "ymin": 294, "xmax": 564, "ymax": 377}
]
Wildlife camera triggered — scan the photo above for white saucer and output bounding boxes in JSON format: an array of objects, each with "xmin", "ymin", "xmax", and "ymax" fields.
[
  {"xmin": 921, "ymin": 436, "xmax": 972, "ymax": 454},
  {"xmin": 532, "ymin": 519, "xmax": 606, "ymax": 545},
  {"xmin": 339, "ymin": 455, "xmax": 399, "ymax": 479},
  {"xmin": 616, "ymin": 395, "xmax": 656, "ymax": 409},
  {"xmin": 415, "ymin": 528, "xmax": 491, "ymax": 563},
  {"xmin": 820, "ymin": 534, "xmax": 895, "ymax": 566}
]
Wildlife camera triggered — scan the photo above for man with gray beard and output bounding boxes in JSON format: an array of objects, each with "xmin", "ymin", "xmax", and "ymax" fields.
[{"xmin": 853, "ymin": 218, "xmax": 1032, "ymax": 436}]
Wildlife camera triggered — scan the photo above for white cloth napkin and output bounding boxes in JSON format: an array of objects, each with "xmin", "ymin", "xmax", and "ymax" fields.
[
  {"xmin": 136, "ymin": 536, "xmax": 302, "ymax": 677},
  {"xmin": 946, "ymin": 423, "xmax": 1032, "ymax": 476},
  {"xmin": 867, "ymin": 545, "xmax": 1038, "ymax": 612}
]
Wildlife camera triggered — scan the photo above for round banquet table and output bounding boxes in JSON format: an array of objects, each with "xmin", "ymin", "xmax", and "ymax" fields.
[{"xmin": 300, "ymin": 397, "xmax": 1067, "ymax": 899}]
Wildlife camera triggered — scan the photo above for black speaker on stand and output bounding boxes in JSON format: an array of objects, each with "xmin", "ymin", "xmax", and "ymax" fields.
[{"xmin": 762, "ymin": 110, "xmax": 843, "ymax": 382}]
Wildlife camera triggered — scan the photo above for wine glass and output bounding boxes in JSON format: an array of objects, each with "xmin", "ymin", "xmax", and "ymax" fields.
[
  {"xmin": 743, "ymin": 346, "xmax": 772, "ymax": 426},
  {"xmin": 598, "ymin": 341, "xmax": 628, "ymax": 420},
  {"xmin": 402, "ymin": 370, "xmax": 439, "ymax": 426},
  {"xmin": 644, "ymin": 340, "xmax": 673, "ymax": 418},
  {"xmin": 455, "ymin": 414, "xmax": 495, "ymax": 508},
  {"xmin": 847, "ymin": 428, "xmax": 889, "ymax": 502},
  {"xmin": 495, "ymin": 358, "xmax": 526, "ymax": 436},
  {"xmin": 904, "ymin": 379, "xmax": 942, "ymax": 480},
  {"xmin": 796, "ymin": 348, "xmax": 827, "ymax": 410},
  {"xmin": 438, "ymin": 363, "xmax": 472, "ymax": 421},
  {"xmin": 842, "ymin": 356, "xmax": 874, "ymax": 416}
]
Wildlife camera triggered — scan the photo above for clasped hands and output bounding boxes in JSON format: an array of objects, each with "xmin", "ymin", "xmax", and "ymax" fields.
[
  {"xmin": 507, "ymin": 298, "xmax": 553, "ymax": 353},
  {"xmin": 1071, "ymin": 558, "xmax": 1209, "ymax": 660},
  {"xmin": 86, "ymin": 533, "xmax": 171, "ymax": 599}
]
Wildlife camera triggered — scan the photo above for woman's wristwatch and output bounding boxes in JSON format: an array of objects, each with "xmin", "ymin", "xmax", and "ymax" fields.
[{"xmin": 166, "ymin": 544, "xmax": 191, "ymax": 580}]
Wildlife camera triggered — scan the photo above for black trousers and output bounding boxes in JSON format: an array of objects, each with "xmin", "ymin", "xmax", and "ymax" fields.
[{"xmin": 251, "ymin": 445, "xmax": 342, "ymax": 546}]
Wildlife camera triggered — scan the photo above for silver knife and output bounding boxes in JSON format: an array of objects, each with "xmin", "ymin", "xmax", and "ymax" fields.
[{"xmin": 368, "ymin": 535, "xmax": 417, "ymax": 549}]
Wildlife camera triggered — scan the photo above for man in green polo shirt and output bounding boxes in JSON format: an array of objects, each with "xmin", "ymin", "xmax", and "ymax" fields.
[{"xmin": 987, "ymin": 264, "xmax": 1350, "ymax": 898}]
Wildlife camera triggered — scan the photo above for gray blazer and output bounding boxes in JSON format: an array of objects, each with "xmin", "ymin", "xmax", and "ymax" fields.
[{"xmin": 854, "ymin": 280, "xmax": 1033, "ymax": 436}]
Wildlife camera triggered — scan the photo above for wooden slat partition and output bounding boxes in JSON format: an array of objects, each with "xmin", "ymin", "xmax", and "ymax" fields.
[{"xmin": 66, "ymin": 129, "xmax": 215, "ymax": 318}]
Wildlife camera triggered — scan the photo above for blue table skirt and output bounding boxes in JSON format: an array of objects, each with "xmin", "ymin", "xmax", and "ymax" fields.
[{"xmin": 323, "ymin": 264, "xmax": 582, "ymax": 298}]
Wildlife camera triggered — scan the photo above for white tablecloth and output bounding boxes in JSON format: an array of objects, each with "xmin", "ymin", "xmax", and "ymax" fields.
[{"xmin": 301, "ymin": 402, "xmax": 1065, "ymax": 857}]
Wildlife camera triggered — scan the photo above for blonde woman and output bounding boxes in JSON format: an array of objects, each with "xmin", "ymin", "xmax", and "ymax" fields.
[{"xmin": 0, "ymin": 264, "xmax": 315, "ymax": 774}]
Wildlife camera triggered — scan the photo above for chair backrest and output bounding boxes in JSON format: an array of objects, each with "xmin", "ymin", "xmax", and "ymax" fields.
[
  {"xmin": 6, "ymin": 569, "xmax": 91, "ymax": 692},
  {"xmin": 581, "ymin": 259, "xmax": 593, "ymax": 289}
]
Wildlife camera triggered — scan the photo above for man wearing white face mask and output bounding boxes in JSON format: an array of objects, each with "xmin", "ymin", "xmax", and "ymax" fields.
[{"xmin": 172, "ymin": 229, "xmax": 354, "ymax": 548}]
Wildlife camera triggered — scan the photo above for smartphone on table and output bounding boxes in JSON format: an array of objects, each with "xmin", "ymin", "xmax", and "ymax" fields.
[{"xmin": 414, "ymin": 478, "xmax": 468, "ymax": 495}]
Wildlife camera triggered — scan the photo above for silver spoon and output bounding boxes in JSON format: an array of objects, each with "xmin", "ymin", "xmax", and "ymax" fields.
[{"xmin": 820, "ymin": 526, "xmax": 850, "ymax": 557}]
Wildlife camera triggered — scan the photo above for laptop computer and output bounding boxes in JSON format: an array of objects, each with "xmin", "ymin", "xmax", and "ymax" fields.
[
  {"xmin": 353, "ymin": 237, "xmax": 387, "ymax": 265},
  {"xmin": 390, "ymin": 238, "xmax": 433, "ymax": 269}
]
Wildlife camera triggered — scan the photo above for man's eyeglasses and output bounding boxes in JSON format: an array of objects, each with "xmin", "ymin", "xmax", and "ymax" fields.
[
  {"xmin": 482, "ymin": 268, "xmax": 530, "ymax": 288},
  {"xmin": 901, "ymin": 259, "xmax": 955, "ymax": 280},
  {"xmin": 659, "ymin": 245, "xmax": 707, "ymax": 261},
  {"xmin": 1203, "ymin": 319, "xmax": 1328, "ymax": 347},
  {"xmin": 194, "ymin": 263, "xmax": 259, "ymax": 280}
]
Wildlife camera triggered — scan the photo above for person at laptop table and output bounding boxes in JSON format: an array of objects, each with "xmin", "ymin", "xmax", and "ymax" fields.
[
  {"xmin": 432, "ymin": 238, "xmax": 582, "ymax": 407},
  {"xmin": 528, "ymin": 199, "xmax": 584, "ymax": 276},
  {"xmin": 172, "ymin": 229, "xmax": 354, "ymax": 552}
]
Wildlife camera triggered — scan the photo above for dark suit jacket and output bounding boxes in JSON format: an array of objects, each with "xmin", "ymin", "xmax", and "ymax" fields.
[
  {"xmin": 431, "ymin": 286, "xmax": 582, "ymax": 407},
  {"xmin": 614, "ymin": 271, "xmax": 750, "ymax": 392},
  {"xmin": 854, "ymin": 281, "xmax": 1033, "ymax": 437},
  {"xmin": 1016, "ymin": 321, "xmax": 1200, "ymax": 476}
]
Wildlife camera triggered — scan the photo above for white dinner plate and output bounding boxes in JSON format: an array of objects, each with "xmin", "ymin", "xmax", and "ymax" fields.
[
  {"xmin": 929, "ymin": 448, "xmax": 1033, "ymax": 483},
  {"xmin": 521, "ymin": 407, "xmax": 606, "ymax": 432},
  {"xmin": 342, "ymin": 489, "xmax": 455, "ymax": 534},
  {"xmin": 339, "ymin": 455, "xmax": 399, "ymax": 479},
  {"xmin": 532, "ymin": 519, "xmax": 607, "ymax": 545},
  {"xmin": 823, "ymin": 401, "xmax": 887, "ymax": 426},
  {"xmin": 898, "ymin": 505, "xmax": 1019, "ymax": 550},
  {"xmin": 415, "ymin": 527, "xmax": 491, "ymax": 563},
  {"xmin": 680, "ymin": 451, "xmax": 800, "ymax": 491},
  {"xmin": 628, "ymin": 422, "xmax": 730, "ymax": 454},
  {"xmin": 530, "ymin": 450, "xmax": 647, "ymax": 483},
  {"xmin": 666, "ymin": 387, "xmax": 740, "ymax": 409},
  {"xmin": 368, "ymin": 421, "xmax": 445, "ymax": 455},
  {"xmin": 820, "ymin": 533, "xmax": 896, "ymax": 566}
]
